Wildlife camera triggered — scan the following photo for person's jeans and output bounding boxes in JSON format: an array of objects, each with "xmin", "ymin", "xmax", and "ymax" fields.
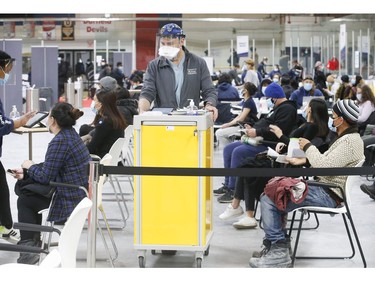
[
  {"xmin": 260, "ymin": 184, "xmax": 337, "ymax": 243},
  {"xmin": 223, "ymin": 141, "xmax": 267, "ymax": 189}
]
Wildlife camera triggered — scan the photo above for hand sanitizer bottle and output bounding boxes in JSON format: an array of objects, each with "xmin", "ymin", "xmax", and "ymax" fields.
[
  {"xmin": 9, "ymin": 105, "xmax": 20, "ymax": 120},
  {"xmin": 187, "ymin": 99, "xmax": 198, "ymax": 115}
]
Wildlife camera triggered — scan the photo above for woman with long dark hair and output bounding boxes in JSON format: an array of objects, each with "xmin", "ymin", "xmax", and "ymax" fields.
[{"xmin": 87, "ymin": 90, "xmax": 127, "ymax": 158}]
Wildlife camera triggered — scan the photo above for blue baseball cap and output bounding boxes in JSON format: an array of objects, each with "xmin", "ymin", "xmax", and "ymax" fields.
[{"xmin": 159, "ymin": 23, "xmax": 185, "ymax": 38}]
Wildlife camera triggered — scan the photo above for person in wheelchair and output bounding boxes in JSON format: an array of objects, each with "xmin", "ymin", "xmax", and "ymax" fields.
[
  {"xmin": 10, "ymin": 103, "xmax": 91, "ymax": 264},
  {"xmin": 249, "ymin": 99, "xmax": 364, "ymax": 268}
]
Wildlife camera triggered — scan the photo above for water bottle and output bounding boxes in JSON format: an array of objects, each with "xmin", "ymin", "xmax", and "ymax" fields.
[
  {"xmin": 9, "ymin": 105, "xmax": 20, "ymax": 120},
  {"xmin": 241, "ymin": 135, "xmax": 263, "ymax": 146}
]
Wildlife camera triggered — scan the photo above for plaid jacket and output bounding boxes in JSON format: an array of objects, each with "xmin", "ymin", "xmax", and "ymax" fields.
[{"xmin": 27, "ymin": 127, "xmax": 91, "ymax": 222}]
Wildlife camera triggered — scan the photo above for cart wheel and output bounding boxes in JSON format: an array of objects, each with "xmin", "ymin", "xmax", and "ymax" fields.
[
  {"xmin": 138, "ymin": 256, "xmax": 145, "ymax": 268},
  {"xmin": 151, "ymin": 250, "xmax": 156, "ymax": 255},
  {"xmin": 204, "ymin": 246, "xmax": 210, "ymax": 256},
  {"xmin": 196, "ymin": 257, "xmax": 202, "ymax": 268}
]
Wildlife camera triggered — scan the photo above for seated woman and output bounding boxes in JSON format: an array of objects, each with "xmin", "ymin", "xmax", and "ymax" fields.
[
  {"xmin": 271, "ymin": 98, "xmax": 333, "ymax": 154},
  {"xmin": 11, "ymin": 103, "xmax": 91, "ymax": 264},
  {"xmin": 86, "ymin": 90, "xmax": 127, "ymax": 158},
  {"xmin": 219, "ymin": 98, "xmax": 331, "ymax": 229},
  {"xmin": 249, "ymin": 99, "xmax": 364, "ymax": 268},
  {"xmin": 356, "ymin": 84, "xmax": 375, "ymax": 136},
  {"xmin": 215, "ymin": 82, "xmax": 258, "ymax": 147}
]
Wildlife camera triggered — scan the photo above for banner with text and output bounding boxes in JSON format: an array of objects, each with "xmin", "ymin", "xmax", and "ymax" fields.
[
  {"xmin": 339, "ymin": 24, "xmax": 346, "ymax": 71},
  {"xmin": 237, "ymin": 35, "xmax": 249, "ymax": 57}
]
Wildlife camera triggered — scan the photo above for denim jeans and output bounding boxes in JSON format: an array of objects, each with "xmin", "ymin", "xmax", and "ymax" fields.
[
  {"xmin": 260, "ymin": 184, "xmax": 337, "ymax": 243},
  {"xmin": 223, "ymin": 141, "xmax": 267, "ymax": 189}
]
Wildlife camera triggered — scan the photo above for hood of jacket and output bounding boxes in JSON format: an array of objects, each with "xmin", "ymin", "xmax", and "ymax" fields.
[{"xmin": 217, "ymin": 82, "xmax": 233, "ymax": 92}]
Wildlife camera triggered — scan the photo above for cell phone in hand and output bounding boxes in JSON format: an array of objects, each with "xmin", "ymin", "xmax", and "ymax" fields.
[{"xmin": 6, "ymin": 169, "xmax": 16, "ymax": 176}]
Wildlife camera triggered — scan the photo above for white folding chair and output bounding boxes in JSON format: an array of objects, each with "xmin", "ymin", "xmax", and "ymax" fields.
[
  {"xmin": 0, "ymin": 197, "xmax": 92, "ymax": 268},
  {"xmin": 96, "ymin": 154, "xmax": 119, "ymax": 267},
  {"xmin": 118, "ymin": 125, "xmax": 135, "ymax": 194},
  {"xmin": 289, "ymin": 160, "xmax": 367, "ymax": 268},
  {"xmin": 91, "ymin": 137, "xmax": 130, "ymax": 229}
]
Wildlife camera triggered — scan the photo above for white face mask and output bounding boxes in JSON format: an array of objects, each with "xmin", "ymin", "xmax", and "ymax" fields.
[{"xmin": 158, "ymin": 46, "xmax": 180, "ymax": 60}]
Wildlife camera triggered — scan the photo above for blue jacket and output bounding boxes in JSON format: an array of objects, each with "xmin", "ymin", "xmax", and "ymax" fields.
[
  {"xmin": 0, "ymin": 99, "xmax": 15, "ymax": 157},
  {"xmin": 140, "ymin": 46, "xmax": 218, "ymax": 109},
  {"xmin": 289, "ymin": 87, "xmax": 324, "ymax": 109},
  {"xmin": 217, "ymin": 82, "xmax": 240, "ymax": 101}
]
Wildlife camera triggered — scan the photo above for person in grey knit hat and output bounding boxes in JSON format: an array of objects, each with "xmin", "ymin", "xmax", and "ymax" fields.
[
  {"xmin": 249, "ymin": 99, "xmax": 364, "ymax": 268},
  {"xmin": 332, "ymin": 99, "xmax": 359, "ymax": 125}
]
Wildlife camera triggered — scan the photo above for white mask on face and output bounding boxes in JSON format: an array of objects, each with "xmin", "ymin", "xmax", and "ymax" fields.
[{"xmin": 158, "ymin": 46, "xmax": 180, "ymax": 60}]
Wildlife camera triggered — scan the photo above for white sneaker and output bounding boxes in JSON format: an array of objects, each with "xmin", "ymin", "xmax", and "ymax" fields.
[
  {"xmin": 233, "ymin": 216, "xmax": 258, "ymax": 229},
  {"xmin": 0, "ymin": 226, "xmax": 20, "ymax": 244},
  {"xmin": 219, "ymin": 204, "xmax": 244, "ymax": 220}
]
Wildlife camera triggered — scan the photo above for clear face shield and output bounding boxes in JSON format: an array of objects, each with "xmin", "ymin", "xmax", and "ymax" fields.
[
  {"xmin": 156, "ymin": 35, "xmax": 182, "ymax": 60},
  {"xmin": 0, "ymin": 58, "xmax": 16, "ymax": 85}
]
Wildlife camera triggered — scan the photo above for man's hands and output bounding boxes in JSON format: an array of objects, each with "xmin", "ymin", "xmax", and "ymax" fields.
[
  {"xmin": 204, "ymin": 104, "xmax": 218, "ymax": 121},
  {"xmin": 243, "ymin": 123, "xmax": 256, "ymax": 138}
]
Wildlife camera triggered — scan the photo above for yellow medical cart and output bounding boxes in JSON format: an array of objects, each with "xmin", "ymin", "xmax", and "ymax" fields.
[{"xmin": 133, "ymin": 112, "xmax": 213, "ymax": 268}]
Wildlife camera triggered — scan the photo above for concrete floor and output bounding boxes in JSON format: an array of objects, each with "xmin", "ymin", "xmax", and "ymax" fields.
[{"xmin": 1, "ymin": 107, "xmax": 375, "ymax": 275}]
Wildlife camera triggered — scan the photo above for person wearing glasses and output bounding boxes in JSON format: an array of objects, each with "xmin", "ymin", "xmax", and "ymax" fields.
[{"xmin": 0, "ymin": 50, "xmax": 35, "ymax": 244}]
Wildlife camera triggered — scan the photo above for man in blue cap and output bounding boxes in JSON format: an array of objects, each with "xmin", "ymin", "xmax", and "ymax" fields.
[{"xmin": 138, "ymin": 23, "xmax": 218, "ymax": 120}]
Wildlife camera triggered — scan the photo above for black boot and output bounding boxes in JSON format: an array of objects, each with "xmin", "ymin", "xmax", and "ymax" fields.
[
  {"xmin": 360, "ymin": 183, "xmax": 375, "ymax": 200},
  {"xmin": 17, "ymin": 239, "xmax": 41, "ymax": 265}
]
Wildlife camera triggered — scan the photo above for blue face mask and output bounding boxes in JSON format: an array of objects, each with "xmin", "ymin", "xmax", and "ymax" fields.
[
  {"xmin": 351, "ymin": 79, "xmax": 356, "ymax": 85},
  {"xmin": 262, "ymin": 86, "xmax": 267, "ymax": 95},
  {"xmin": 303, "ymin": 83, "xmax": 313, "ymax": 91},
  {"xmin": 302, "ymin": 110, "xmax": 307, "ymax": 120},
  {"xmin": 328, "ymin": 117, "xmax": 337, "ymax": 132},
  {"xmin": 90, "ymin": 100, "xmax": 98, "ymax": 114},
  {"xmin": 0, "ymin": 72, "xmax": 10, "ymax": 85},
  {"xmin": 267, "ymin": 98, "xmax": 274, "ymax": 109}
]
